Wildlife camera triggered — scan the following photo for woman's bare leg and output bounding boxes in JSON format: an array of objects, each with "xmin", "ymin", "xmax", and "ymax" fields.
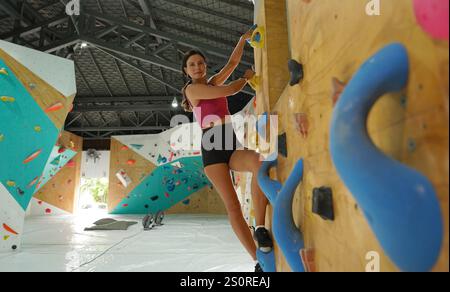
[{"xmin": 204, "ymin": 163, "xmax": 257, "ymax": 260}]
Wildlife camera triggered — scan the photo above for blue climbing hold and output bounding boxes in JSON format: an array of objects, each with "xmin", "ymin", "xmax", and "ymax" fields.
[{"xmin": 330, "ymin": 43, "xmax": 443, "ymax": 272}]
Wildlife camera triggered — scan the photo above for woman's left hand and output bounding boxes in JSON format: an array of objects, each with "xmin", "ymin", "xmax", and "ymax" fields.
[{"xmin": 242, "ymin": 28, "xmax": 255, "ymax": 41}]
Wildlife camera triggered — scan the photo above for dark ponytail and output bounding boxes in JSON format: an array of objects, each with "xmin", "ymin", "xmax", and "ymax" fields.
[{"xmin": 181, "ymin": 50, "xmax": 207, "ymax": 113}]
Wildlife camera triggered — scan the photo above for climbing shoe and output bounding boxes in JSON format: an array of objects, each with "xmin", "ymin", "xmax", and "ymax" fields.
[
  {"xmin": 254, "ymin": 227, "xmax": 273, "ymax": 253},
  {"xmin": 254, "ymin": 262, "xmax": 263, "ymax": 272}
]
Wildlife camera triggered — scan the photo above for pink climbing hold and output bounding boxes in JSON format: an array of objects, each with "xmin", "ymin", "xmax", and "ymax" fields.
[{"xmin": 413, "ymin": 0, "xmax": 449, "ymax": 40}]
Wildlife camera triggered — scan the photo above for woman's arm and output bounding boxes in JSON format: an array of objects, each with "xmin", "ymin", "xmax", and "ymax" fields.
[
  {"xmin": 208, "ymin": 29, "xmax": 253, "ymax": 86},
  {"xmin": 188, "ymin": 69, "xmax": 255, "ymax": 101},
  {"xmin": 187, "ymin": 78, "xmax": 248, "ymax": 101}
]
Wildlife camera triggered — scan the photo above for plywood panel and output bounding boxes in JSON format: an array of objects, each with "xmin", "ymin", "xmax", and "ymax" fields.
[
  {"xmin": 34, "ymin": 131, "xmax": 82, "ymax": 214},
  {"xmin": 252, "ymin": 0, "xmax": 449, "ymax": 271},
  {"xmin": 0, "ymin": 49, "xmax": 74, "ymax": 130},
  {"xmin": 254, "ymin": 0, "xmax": 290, "ymax": 114},
  {"xmin": 108, "ymin": 138, "xmax": 156, "ymax": 212}
]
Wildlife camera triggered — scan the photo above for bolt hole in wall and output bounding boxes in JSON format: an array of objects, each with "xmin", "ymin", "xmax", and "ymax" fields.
[{"xmin": 77, "ymin": 150, "xmax": 110, "ymax": 216}]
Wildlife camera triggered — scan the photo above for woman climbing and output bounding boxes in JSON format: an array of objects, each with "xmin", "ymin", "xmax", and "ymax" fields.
[{"xmin": 181, "ymin": 29, "xmax": 272, "ymax": 273}]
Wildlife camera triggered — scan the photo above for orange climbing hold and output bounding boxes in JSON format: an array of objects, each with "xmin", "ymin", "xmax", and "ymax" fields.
[
  {"xmin": 27, "ymin": 176, "xmax": 40, "ymax": 188},
  {"xmin": 3, "ymin": 223, "xmax": 18, "ymax": 235},
  {"xmin": 45, "ymin": 102, "xmax": 64, "ymax": 113},
  {"xmin": 23, "ymin": 149, "xmax": 42, "ymax": 164},
  {"xmin": 127, "ymin": 159, "xmax": 136, "ymax": 165}
]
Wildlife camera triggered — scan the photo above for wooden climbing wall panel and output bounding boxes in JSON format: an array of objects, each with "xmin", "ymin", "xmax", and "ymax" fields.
[
  {"xmin": 252, "ymin": 0, "xmax": 448, "ymax": 271},
  {"xmin": 34, "ymin": 131, "xmax": 82, "ymax": 214},
  {"xmin": 166, "ymin": 186, "xmax": 227, "ymax": 215},
  {"xmin": 0, "ymin": 49, "xmax": 75, "ymax": 130},
  {"xmin": 254, "ymin": 0, "xmax": 290, "ymax": 115},
  {"xmin": 108, "ymin": 137, "xmax": 156, "ymax": 213}
]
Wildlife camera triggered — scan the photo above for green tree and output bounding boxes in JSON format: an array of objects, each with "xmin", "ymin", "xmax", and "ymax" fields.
[{"xmin": 80, "ymin": 178, "xmax": 108, "ymax": 203}]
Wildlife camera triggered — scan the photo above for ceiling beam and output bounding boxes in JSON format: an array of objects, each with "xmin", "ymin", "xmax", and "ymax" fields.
[
  {"xmin": 74, "ymin": 96, "xmax": 180, "ymax": 103},
  {"xmin": 73, "ymin": 104, "xmax": 179, "ymax": 112},
  {"xmin": 81, "ymin": 35, "xmax": 181, "ymax": 73},
  {"xmin": 67, "ymin": 126, "xmax": 170, "ymax": 131},
  {"xmin": 161, "ymin": 0, "xmax": 252, "ymax": 27},
  {"xmin": 88, "ymin": 45, "xmax": 183, "ymax": 93},
  {"xmin": 83, "ymin": 9, "xmax": 253, "ymax": 66}
]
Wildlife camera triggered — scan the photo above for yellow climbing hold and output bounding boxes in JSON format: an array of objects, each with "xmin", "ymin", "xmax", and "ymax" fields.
[
  {"xmin": 0, "ymin": 68, "xmax": 8, "ymax": 75},
  {"xmin": 3, "ymin": 235, "xmax": 9, "ymax": 241},
  {"xmin": 0, "ymin": 96, "xmax": 15, "ymax": 103},
  {"xmin": 248, "ymin": 75, "xmax": 261, "ymax": 91},
  {"xmin": 250, "ymin": 26, "xmax": 265, "ymax": 49},
  {"xmin": 0, "ymin": 134, "xmax": 4, "ymax": 142},
  {"xmin": 34, "ymin": 126, "xmax": 42, "ymax": 132},
  {"xmin": 6, "ymin": 181, "xmax": 16, "ymax": 187}
]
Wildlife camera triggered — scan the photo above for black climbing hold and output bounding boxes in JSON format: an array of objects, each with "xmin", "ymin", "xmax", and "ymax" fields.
[
  {"xmin": 150, "ymin": 195, "xmax": 159, "ymax": 201},
  {"xmin": 12, "ymin": 245, "xmax": 17, "ymax": 250},
  {"xmin": 407, "ymin": 138, "xmax": 417, "ymax": 152},
  {"xmin": 17, "ymin": 188, "xmax": 24, "ymax": 195},
  {"xmin": 400, "ymin": 95, "xmax": 408, "ymax": 108},
  {"xmin": 278, "ymin": 133, "xmax": 288, "ymax": 157},
  {"xmin": 288, "ymin": 59, "xmax": 304, "ymax": 86},
  {"xmin": 144, "ymin": 204, "xmax": 149, "ymax": 209},
  {"xmin": 312, "ymin": 187, "xmax": 334, "ymax": 221}
]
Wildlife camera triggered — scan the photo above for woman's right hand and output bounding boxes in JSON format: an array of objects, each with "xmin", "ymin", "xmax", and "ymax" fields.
[{"xmin": 243, "ymin": 69, "xmax": 255, "ymax": 81}]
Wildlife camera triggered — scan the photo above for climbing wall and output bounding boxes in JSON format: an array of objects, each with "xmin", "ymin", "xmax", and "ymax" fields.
[
  {"xmin": 166, "ymin": 186, "xmax": 226, "ymax": 215},
  {"xmin": 30, "ymin": 131, "xmax": 82, "ymax": 215},
  {"xmin": 233, "ymin": 171, "xmax": 254, "ymax": 226},
  {"xmin": 251, "ymin": 0, "xmax": 448, "ymax": 272},
  {"xmin": 108, "ymin": 122, "xmax": 215, "ymax": 214},
  {"xmin": 0, "ymin": 40, "xmax": 76, "ymax": 252}
]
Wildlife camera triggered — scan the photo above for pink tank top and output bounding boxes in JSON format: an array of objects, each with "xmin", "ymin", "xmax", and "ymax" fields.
[{"xmin": 191, "ymin": 97, "xmax": 230, "ymax": 129}]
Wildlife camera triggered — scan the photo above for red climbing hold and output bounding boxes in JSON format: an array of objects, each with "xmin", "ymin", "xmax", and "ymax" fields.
[
  {"xmin": 2, "ymin": 223, "xmax": 18, "ymax": 235},
  {"xmin": 121, "ymin": 145, "xmax": 129, "ymax": 151},
  {"xmin": 331, "ymin": 78, "xmax": 346, "ymax": 107},
  {"xmin": 45, "ymin": 208, "xmax": 52, "ymax": 214},
  {"xmin": 67, "ymin": 160, "xmax": 75, "ymax": 167},
  {"xmin": 23, "ymin": 149, "xmax": 42, "ymax": 164}
]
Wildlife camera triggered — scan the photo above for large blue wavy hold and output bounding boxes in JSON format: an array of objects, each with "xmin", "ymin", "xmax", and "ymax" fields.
[
  {"xmin": 330, "ymin": 43, "xmax": 443, "ymax": 272},
  {"xmin": 257, "ymin": 249, "xmax": 276, "ymax": 272},
  {"xmin": 258, "ymin": 159, "xmax": 306, "ymax": 272}
]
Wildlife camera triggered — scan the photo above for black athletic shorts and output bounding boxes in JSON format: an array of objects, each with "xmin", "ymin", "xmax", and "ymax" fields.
[{"xmin": 201, "ymin": 123, "xmax": 244, "ymax": 167}]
